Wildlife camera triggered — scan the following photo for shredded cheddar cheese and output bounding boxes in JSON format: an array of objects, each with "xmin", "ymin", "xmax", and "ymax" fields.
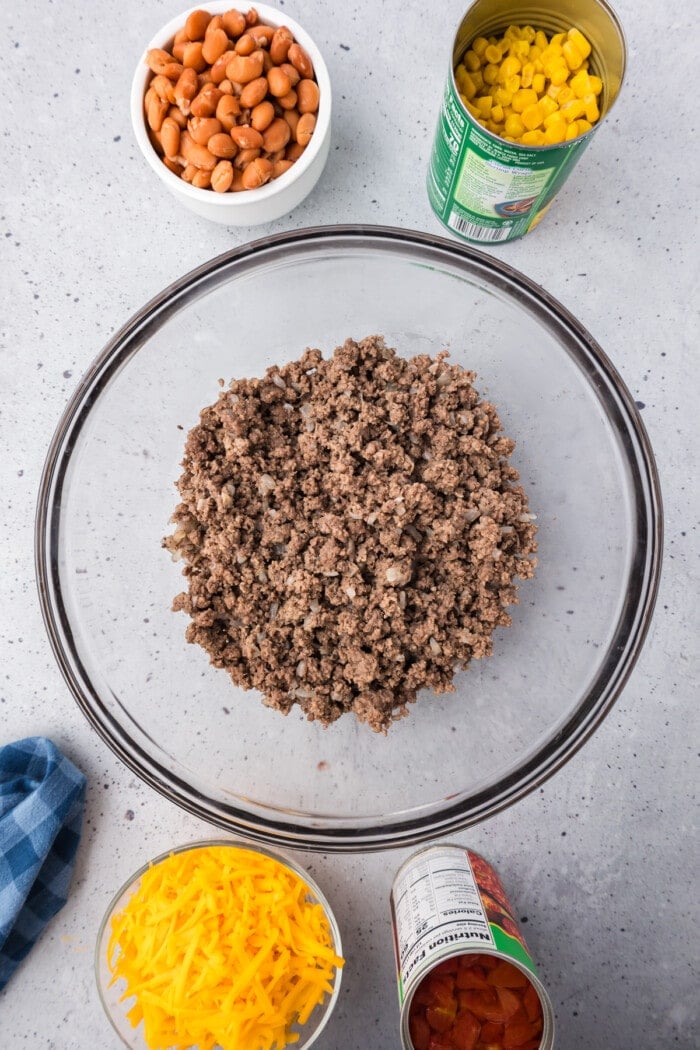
[{"xmin": 107, "ymin": 846, "xmax": 344, "ymax": 1050}]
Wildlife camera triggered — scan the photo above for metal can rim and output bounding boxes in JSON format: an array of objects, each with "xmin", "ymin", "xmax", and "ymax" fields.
[{"xmin": 399, "ymin": 945, "xmax": 555, "ymax": 1050}]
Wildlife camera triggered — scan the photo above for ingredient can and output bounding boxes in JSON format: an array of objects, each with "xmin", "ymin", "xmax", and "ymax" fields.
[
  {"xmin": 391, "ymin": 844, "xmax": 555, "ymax": 1049},
  {"xmin": 427, "ymin": 0, "xmax": 626, "ymax": 243}
]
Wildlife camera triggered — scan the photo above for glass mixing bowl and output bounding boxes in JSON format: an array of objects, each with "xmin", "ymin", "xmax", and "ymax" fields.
[{"xmin": 36, "ymin": 226, "xmax": 662, "ymax": 850}]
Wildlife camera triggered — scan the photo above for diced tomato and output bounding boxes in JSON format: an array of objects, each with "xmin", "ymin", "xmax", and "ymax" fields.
[
  {"xmin": 457, "ymin": 953, "xmax": 482, "ymax": 970},
  {"xmin": 486, "ymin": 961, "xmax": 530, "ymax": 988},
  {"xmin": 409, "ymin": 1011, "xmax": 432, "ymax": 1050},
  {"xmin": 479, "ymin": 954, "xmax": 499, "ymax": 971},
  {"xmin": 450, "ymin": 1008, "xmax": 480, "ymax": 1050},
  {"xmin": 502, "ymin": 1018, "xmax": 543, "ymax": 1047},
  {"xmin": 505, "ymin": 1004, "xmax": 528, "ymax": 1028},
  {"xmin": 457, "ymin": 988, "xmax": 500, "ymax": 1018},
  {"xmin": 474, "ymin": 1043, "xmax": 502, "ymax": 1050},
  {"xmin": 479, "ymin": 1020, "xmax": 504, "ymax": 1041},
  {"xmin": 413, "ymin": 982, "xmax": 434, "ymax": 1009},
  {"xmin": 456, "ymin": 965, "xmax": 491, "ymax": 990},
  {"xmin": 426, "ymin": 1004, "xmax": 458, "ymax": 1034},
  {"xmin": 428, "ymin": 1036, "xmax": 454, "ymax": 1050},
  {"xmin": 433, "ymin": 957, "xmax": 459, "ymax": 978},
  {"xmin": 430, "ymin": 975, "xmax": 458, "ymax": 1009},
  {"xmin": 495, "ymin": 987, "xmax": 521, "ymax": 1020},
  {"xmin": 465, "ymin": 984, "xmax": 520, "ymax": 1024},
  {"xmin": 522, "ymin": 983, "xmax": 542, "ymax": 1023}
]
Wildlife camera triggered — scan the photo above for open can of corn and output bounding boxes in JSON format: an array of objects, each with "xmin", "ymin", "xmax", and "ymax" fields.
[
  {"xmin": 427, "ymin": 0, "xmax": 626, "ymax": 243},
  {"xmin": 391, "ymin": 844, "xmax": 555, "ymax": 1049}
]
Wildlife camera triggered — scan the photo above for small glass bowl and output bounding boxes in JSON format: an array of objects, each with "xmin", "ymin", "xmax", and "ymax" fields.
[{"xmin": 95, "ymin": 839, "xmax": 343, "ymax": 1049}]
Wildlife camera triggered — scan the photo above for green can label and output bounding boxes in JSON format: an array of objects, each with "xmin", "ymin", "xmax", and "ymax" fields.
[{"xmin": 428, "ymin": 72, "xmax": 593, "ymax": 243}]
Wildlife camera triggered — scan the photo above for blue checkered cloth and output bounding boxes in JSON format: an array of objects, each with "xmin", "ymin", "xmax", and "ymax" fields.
[{"xmin": 0, "ymin": 737, "xmax": 86, "ymax": 991}]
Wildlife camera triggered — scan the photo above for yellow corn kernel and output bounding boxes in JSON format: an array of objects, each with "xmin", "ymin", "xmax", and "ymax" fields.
[
  {"xmin": 567, "ymin": 27, "xmax": 592, "ymax": 59},
  {"xmin": 551, "ymin": 32, "xmax": 566, "ymax": 46},
  {"xmin": 528, "ymin": 45, "xmax": 542, "ymax": 61},
  {"xmin": 472, "ymin": 36, "xmax": 489, "ymax": 56},
  {"xmin": 491, "ymin": 103, "xmax": 505, "ymax": 123},
  {"xmin": 535, "ymin": 30, "xmax": 548, "ymax": 50},
  {"xmin": 499, "ymin": 55, "xmax": 521, "ymax": 81},
  {"xmin": 511, "ymin": 88, "xmax": 538, "ymax": 113},
  {"xmin": 505, "ymin": 74, "xmax": 521, "ymax": 94},
  {"xmin": 456, "ymin": 67, "xmax": 477, "ymax": 99},
  {"xmin": 459, "ymin": 92, "xmax": 469, "ymax": 108},
  {"xmin": 464, "ymin": 100, "xmax": 481, "ymax": 119},
  {"xmin": 511, "ymin": 39, "xmax": 530, "ymax": 58},
  {"xmin": 521, "ymin": 129, "xmax": 545, "ymax": 145},
  {"xmin": 504, "ymin": 25, "xmax": 522, "ymax": 42},
  {"xmin": 521, "ymin": 101, "xmax": 545, "ymax": 130},
  {"xmin": 532, "ymin": 72, "xmax": 545, "ymax": 93},
  {"xmin": 588, "ymin": 74, "xmax": 603, "ymax": 95},
  {"xmin": 543, "ymin": 123, "xmax": 567, "ymax": 144},
  {"xmin": 541, "ymin": 43, "xmax": 562, "ymax": 62},
  {"xmin": 576, "ymin": 118, "xmax": 593, "ymax": 134},
  {"xmin": 556, "ymin": 85, "xmax": 574, "ymax": 105},
  {"xmin": 494, "ymin": 86, "xmax": 513, "ymax": 106},
  {"xmin": 463, "ymin": 49, "xmax": 482, "ymax": 73},
  {"xmin": 504, "ymin": 113, "xmax": 525, "ymax": 138},
  {"xmin": 522, "ymin": 25, "xmax": 536, "ymax": 43},
  {"xmin": 583, "ymin": 93, "xmax": 600, "ymax": 122},
  {"xmin": 539, "ymin": 94, "xmax": 559, "ymax": 117},
  {"xmin": 471, "ymin": 69, "xmax": 485, "ymax": 92},
  {"xmin": 547, "ymin": 83, "xmax": 562, "ymax": 99},
  {"xmin": 570, "ymin": 70, "xmax": 592, "ymax": 98},
  {"xmin": 477, "ymin": 94, "xmax": 493, "ymax": 117},
  {"xmin": 566, "ymin": 121, "xmax": 582, "ymax": 139},
  {"xmin": 484, "ymin": 44, "xmax": 502, "ymax": 64},
  {"xmin": 483, "ymin": 63, "xmax": 499, "ymax": 85},
  {"xmin": 549, "ymin": 63, "xmax": 569, "ymax": 85},
  {"xmin": 543, "ymin": 111, "xmax": 566, "ymax": 131},
  {"xmin": 560, "ymin": 98, "xmax": 586, "ymax": 122},
  {"xmin": 562, "ymin": 39, "xmax": 584, "ymax": 70},
  {"xmin": 520, "ymin": 61, "xmax": 534, "ymax": 87}
]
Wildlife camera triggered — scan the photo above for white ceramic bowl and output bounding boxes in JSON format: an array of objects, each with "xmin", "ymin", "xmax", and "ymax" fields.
[{"xmin": 130, "ymin": 3, "xmax": 332, "ymax": 224}]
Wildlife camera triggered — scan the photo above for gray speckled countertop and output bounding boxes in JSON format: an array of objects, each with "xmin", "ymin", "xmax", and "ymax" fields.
[{"xmin": 1, "ymin": 0, "xmax": 697, "ymax": 1047}]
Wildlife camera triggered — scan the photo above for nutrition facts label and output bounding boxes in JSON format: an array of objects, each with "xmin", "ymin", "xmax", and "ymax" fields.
[{"xmin": 392, "ymin": 846, "xmax": 494, "ymax": 999}]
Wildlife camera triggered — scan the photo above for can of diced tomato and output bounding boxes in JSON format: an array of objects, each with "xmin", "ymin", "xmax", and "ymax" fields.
[
  {"xmin": 391, "ymin": 844, "xmax": 555, "ymax": 1049},
  {"xmin": 427, "ymin": 0, "xmax": 626, "ymax": 244}
]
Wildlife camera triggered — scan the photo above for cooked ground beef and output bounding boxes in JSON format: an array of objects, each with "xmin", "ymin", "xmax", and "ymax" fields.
[{"xmin": 163, "ymin": 335, "xmax": 537, "ymax": 732}]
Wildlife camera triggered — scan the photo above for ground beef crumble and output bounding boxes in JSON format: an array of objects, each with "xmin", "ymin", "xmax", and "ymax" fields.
[{"xmin": 163, "ymin": 336, "xmax": 537, "ymax": 732}]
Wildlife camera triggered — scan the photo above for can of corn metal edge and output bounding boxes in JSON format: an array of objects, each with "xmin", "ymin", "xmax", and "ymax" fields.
[
  {"xmin": 391, "ymin": 844, "xmax": 555, "ymax": 1049},
  {"xmin": 427, "ymin": 0, "xmax": 626, "ymax": 244}
]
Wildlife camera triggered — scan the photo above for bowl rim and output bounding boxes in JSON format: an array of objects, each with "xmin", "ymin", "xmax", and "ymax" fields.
[
  {"xmin": 35, "ymin": 224, "xmax": 664, "ymax": 852},
  {"xmin": 130, "ymin": 1, "xmax": 332, "ymax": 206},
  {"xmin": 95, "ymin": 837, "xmax": 343, "ymax": 1049}
]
